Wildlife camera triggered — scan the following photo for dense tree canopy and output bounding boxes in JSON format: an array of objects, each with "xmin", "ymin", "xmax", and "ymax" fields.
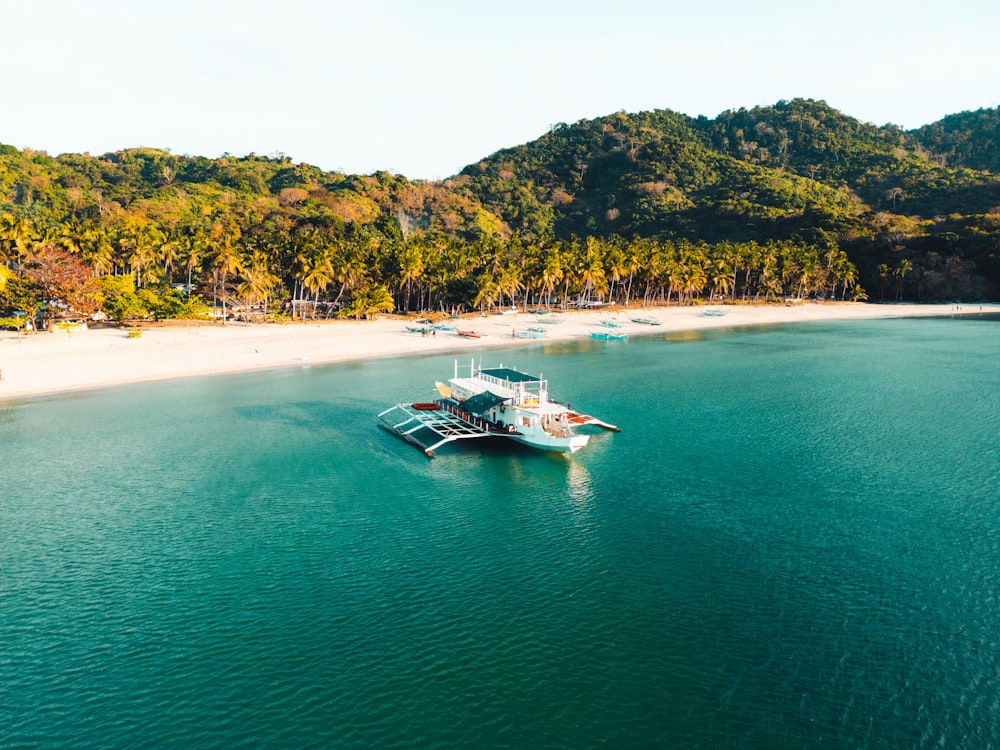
[{"xmin": 1, "ymin": 99, "xmax": 997, "ymax": 326}]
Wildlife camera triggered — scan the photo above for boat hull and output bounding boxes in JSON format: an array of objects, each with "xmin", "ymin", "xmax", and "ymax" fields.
[{"xmin": 509, "ymin": 433, "xmax": 589, "ymax": 453}]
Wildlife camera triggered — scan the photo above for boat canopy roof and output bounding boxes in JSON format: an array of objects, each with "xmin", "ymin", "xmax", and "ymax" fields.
[
  {"xmin": 480, "ymin": 367, "xmax": 540, "ymax": 384},
  {"xmin": 460, "ymin": 390, "xmax": 508, "ymax": 415}
]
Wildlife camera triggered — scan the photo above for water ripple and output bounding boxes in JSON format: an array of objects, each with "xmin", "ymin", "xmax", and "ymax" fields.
[{"xmin": 2, "ymin": 319, "xmax": 998, "ymax": 747}]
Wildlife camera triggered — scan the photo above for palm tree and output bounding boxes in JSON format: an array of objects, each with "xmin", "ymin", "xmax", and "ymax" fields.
[
  {"xmin": 237, "ymin": 251, "xmax": 280, "ymax": 320},
  {"xmin": 80, "ymin": 226, "xmax": 114, "ymax": 278},
  {"xmin": 579, "ymin": 239, "xmax": 607, "ymax": 303},
  {"xmin": 894, "ymin": 259, "xmax": 913, "ymax": 301},
  {"xmin": 836, "ymin": 256, "xmax": 859, "ymax": 300},
  {"xmin": 55, "ymin": 220, "xmax": 84, "ymax": 256},
  {"xmin": 756, "ymin": 243, "xmax": 780, "ymax": 301},
  {"xmin": 397, "ymin": 242, "xmax": 425, "ymax": 312},
  {"xmin": 332, "ymin": 249, "xmax": 368, "ymax": 307},
  {"xmin": 738, "ymin": 241, "xmax": 762, "ymax": 301},
  {"xmin": 605, "ymin": 245, "xmax": 627, "ymax": 304},
  {"xmin": 667, "ymin": 260, "xmax": 684, "ymax": 304},
  {"xmin": 117, "ymin": 219, "xmax": 165, "ymax": 288},
  {"xmin": 877, "ymin": 263, "xmax": 891, "ymax": 300},
  {"xmin": 760, "ymin": 269, "xmax": 783, "ymax": 300},
  {"xmin": 681, "ymin": 262, "xmax": 707, "ymax": 302},
  {"xmin": 708, "ymin": 257, "xmax": 734, "ymax": 302},
  {"xmin": 790, "ymin": 250, "xmax": 820, "ymax": 300},
  {"xmin": 289, "ymin": 230, "xmax": 318, "ymax": 319},
  {"xmin": 130, "ymin": 241, "xmax": 160, "ymax": 288},
  {"xmin": 346, "ymin": 282, "xmax": 394, "ymax": 320},
  {"xmin": 178, "ymin": 234, "xmax": 205, "ymax": 293},
  {"xmin": 473, "ymin": 275, "xmax": 500, "ymax": 312},
  {"xmin": 300, "ymin": 252, "xmax": 334, "ymax": 317},
  {"xmin": 622, "ymin": 240, "xmax": 643, "ymax": 306},
  {"xmin": 496, "ymin": 264, "xmax": 524, "ymax": 309},
  {"xmin": 641, "ymin": 243, "xmax": 667, "ymax": 306},
  {"xmin": 0, "ymin": 214, "xmax": 34, "ymax": 270},
  {"xmin": 717, "ymin": 241, "xmax": 740, "ymax": 300},
  {"xmin": 540, "ymin": 249, "xmax": 564, "ymax": 309},
  {"xmin": 160, "ymin": 237, "xmax": 181, "ymax": 281},
  {"xmin": 211, "ymin": 230, "xmax": 243, "ymax": 323}
]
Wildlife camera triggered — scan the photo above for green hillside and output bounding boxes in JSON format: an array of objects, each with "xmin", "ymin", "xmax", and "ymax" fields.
[
  {"xmin": 2, "ymin": 99, "xmax": 998, "ymax": 326},
  {"xmin": 909, "ymin": 107, "xmax": 1000, "ymax": 173},
  {"xmin": 453, "ymin": 105, "xmax": 864, "ymax": 243},
  {"xmin": 454, "ymin": 99, "xmax": 999, "ymax": 299}
]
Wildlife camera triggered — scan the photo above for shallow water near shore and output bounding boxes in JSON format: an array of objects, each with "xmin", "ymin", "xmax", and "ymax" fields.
[{"xmin": 2, "ymin": 316, "xmax": 998, "ymax": 748}]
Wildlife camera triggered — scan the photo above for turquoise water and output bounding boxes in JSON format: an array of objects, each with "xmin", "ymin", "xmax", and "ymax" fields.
[{"xmin": 2, "ymin": 316, "xmax": 998, "ymax": 748}]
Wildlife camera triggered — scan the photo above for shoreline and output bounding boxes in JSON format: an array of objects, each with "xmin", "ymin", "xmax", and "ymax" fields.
[{"xmin": 0, "ymin": 302, "xmax": 994, "ymax": 401}]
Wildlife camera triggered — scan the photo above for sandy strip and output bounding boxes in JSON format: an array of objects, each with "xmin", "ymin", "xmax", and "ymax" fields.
[{"xmin": 0, "ymin": 303, "xmax": 991, "ymax": 400}]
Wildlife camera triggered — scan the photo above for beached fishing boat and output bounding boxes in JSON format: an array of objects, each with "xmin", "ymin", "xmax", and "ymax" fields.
[
  {"xmin": 629, "ymin": 317, "xmax": 662, "ymax": 326},
  {"xmin": 512, "ymin": 329, "xmax": 546, "ymax": 339},
  {"xmin": 701, "ymin": 309, "xmax": 728, "ymax": 317},
  {"xmin": 378, "ymin": 360, "xmax": 619, "ymax": 457},
  {"xmin": 597, "ymin": 320, "xmax": 623, "ymax": 328},
  {"xmin": 589, "ymin": 331, "xmax": 629, "ymax": 340},
  {"xmin": 456, "ymin": 330, "xmax": 483, "ymax": 338}
]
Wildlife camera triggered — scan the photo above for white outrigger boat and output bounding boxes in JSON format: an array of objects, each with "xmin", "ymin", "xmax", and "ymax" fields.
[{"xmin": 378, "ymin": 360, "xmax": 619, "ymax": 457}]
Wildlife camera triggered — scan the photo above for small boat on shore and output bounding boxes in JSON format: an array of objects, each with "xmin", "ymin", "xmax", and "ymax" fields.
[
  {"xmin": 456, "ymin": 330, "xmax": 484, "ymax": 339},
  {"xmin": 378, "ymin": 360, "xmax": 619, "ymax": 456},
  {"xmin": 701, "ymin": 309, "xmax": 728, "ymax": 317},
  {"xmin": 512, "ymin": 329, "xmax": 546, "ymax": 339},
  {"xmin": 590, "ymin": 331, "xmax": 629, "ymax": 341},
  {"xmin": 597, "ymin": 320, "xmax": 623, "ymax": 328},
  {"xmin": 630, "ymin": 317, "xmax": 662, "ymax": 326}
]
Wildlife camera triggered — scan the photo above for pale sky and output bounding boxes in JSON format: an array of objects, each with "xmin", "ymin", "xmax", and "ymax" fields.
[{"xmin": 5, "ymin": 0, "xmax": 999, "ymax": 180}]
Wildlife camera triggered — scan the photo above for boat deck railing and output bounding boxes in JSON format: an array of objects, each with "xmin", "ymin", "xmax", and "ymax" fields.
[{"xmin": 473, "ymin": 372, "xmax": 548, "ymax": 405}]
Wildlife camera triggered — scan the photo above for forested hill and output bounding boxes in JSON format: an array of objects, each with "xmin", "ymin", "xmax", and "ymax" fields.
[
  {"xmin": 1, "ymin": 98, "xmax": 998, "ymax": 323},
  {"xmin": 455, "ymin": 99, "xmax": 1000, "ymax": 234},
  {"xmin": 909, "ymin": 107, "xmax": 1000, "ymax": 173},
  {"xmin": 452, "ymin": 98, "xmax": 999, "ymax": 297}
]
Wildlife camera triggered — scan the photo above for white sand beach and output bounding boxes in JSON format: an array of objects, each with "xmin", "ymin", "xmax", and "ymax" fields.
[{"xmin": 0, "ymin": 303, "xmax": 990, "ymax": 400}]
